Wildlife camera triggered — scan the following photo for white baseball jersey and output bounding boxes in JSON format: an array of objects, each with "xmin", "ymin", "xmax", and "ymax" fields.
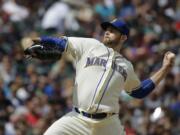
[{"xmin": 65, "ymin": 37, "xmax": 140, "ymax": 114}]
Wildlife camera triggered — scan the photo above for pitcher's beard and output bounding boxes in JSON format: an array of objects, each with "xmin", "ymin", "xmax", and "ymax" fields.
[
  {"xmin": 103, "ymin": 38, "xmax": 112, "ymax": 45},
  {"xmin": 103, "ymin": 39, "xmax": 118, "ymax": 47}
]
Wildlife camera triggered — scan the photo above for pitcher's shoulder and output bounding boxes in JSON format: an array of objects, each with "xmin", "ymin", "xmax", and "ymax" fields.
[
  {"xmin": 68, "ymin": 37, "xmax": 100, "ymax": 44},
  {"xmin": 115, "ymin": 54, "xmax": 134, "ymax": 69}
]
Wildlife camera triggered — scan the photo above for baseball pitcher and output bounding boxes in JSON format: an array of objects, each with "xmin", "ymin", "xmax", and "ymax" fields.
[{"xmin": 24, "ymin": 19, "xmax": 175, "ymax": 135}]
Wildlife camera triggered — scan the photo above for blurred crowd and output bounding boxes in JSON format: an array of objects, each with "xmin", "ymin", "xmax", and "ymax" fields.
[{"xmin": 0, "ymin": 0, "xmax": 179, "ymax": 135}]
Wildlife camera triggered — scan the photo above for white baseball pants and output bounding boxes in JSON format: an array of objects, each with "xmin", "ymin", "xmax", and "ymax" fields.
[{"xmin": 43, "ymin": 111, "xmax": 126, "ymax": 135}]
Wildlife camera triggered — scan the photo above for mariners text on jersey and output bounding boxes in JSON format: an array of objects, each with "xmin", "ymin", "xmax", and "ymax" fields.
[{"xmin": 85, "ymin": 57, "xmax": 127, "ymax": 81}]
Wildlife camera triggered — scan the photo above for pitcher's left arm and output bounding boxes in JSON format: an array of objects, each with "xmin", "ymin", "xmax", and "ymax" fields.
[{"xmin": 129, "ymin": 52, "xmax": 175, "ymax": 99}]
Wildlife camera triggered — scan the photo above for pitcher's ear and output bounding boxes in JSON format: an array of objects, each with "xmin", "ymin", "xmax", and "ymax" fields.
[{"xmin": 120, "ymin": 35, "xmax": 127, "ymax": 42}]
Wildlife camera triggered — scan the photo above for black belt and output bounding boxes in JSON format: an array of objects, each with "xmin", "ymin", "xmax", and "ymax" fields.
[{"xmin": 74, "ymin": 107, "xmax": 115, "ymax": 119}]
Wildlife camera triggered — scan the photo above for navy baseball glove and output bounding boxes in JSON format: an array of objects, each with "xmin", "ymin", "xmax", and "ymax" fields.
[{"xmin": 24, "ymin": 43, "xmax": 62, "ymax": 60}]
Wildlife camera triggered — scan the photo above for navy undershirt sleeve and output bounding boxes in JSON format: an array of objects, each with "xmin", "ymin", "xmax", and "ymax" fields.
[
  {"xmin": 40, "ymin": 36, "xmax": 67, "ymax": 52},
  {"xmin": 129, "ymin": 79, "xmax": 155, "ymax": 99}
]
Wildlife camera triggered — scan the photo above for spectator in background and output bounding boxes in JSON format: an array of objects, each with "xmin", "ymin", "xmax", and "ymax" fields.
[
  {"xmin": 94, "ymin": 0, "xmax": 115, "ymax": 21},
  {"xmin": 0, "ymin": 56, "xmax": 16, "ymax": 84},
  {"xmin": 2, "ymin": 0, "xmax": 29, "ymax": 22},
  {"xmin": 41, "ymin": 1, "xmax": 79, "ymax": 34}
]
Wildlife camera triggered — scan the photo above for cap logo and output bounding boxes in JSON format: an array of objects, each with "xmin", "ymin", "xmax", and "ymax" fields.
[{"xmin": 111, "ymin": 19, "xmax": 117, "ymax": 23}]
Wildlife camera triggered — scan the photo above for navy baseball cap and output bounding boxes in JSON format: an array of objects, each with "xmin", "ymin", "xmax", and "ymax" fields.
[{"xmin": 101, "ymin": 19, "xmax": 129, "ymax": 36}]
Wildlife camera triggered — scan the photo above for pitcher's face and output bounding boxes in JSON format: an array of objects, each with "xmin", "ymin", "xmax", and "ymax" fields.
[{"xmin": 103, "ymin": 26, "xmax": 122, "ymax": 46}]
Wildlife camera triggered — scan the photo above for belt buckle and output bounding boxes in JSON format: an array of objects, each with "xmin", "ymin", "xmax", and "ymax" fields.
[
  {"xmin": 107, "ymin": 113, "xmax": 112, "ymax": 118},
  {"xmin": 80, "ymin": 111, "xmax": 83, "ymax": 115}
]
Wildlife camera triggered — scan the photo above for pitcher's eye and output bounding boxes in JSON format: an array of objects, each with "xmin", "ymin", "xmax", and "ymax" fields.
[{"xmin": 106, "ymin": 27, "xmax": 113, "ymax": 32}]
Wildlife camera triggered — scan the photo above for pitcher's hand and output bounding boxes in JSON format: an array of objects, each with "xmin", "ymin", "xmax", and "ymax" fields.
[{"xmin": 162, "ymin": 51, "xmax": 175, "ymax": 70}]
